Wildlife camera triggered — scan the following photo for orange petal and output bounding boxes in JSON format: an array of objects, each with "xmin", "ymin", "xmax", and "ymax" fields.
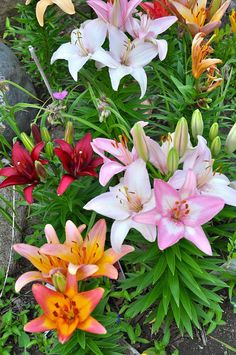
[
  {"xmin": 73, "ymin": 287, "xmax": 104, "ymax": 322},
  {"xmin": 65, "ymin": 220, "xmax": 83, "ymax": 245},
  {"xmin": 171, "ymin": 1, "xmax": 195, "ymax": 22},
  {"xmin": 36, "ymin": 0, "xmax": 53, "ymax": 26},
  {"xmin": 78, "ymin": 316, "xmax": 106, "ymax": 334},
  {"xmin": 53, "ymin": 0, "xmax": 75, "ymax": 14},
  {"xmin": 44, "ymin": 224, "xmax": 59, "ymax": 244},
  {"xmin": 24, "ymin": 314, "xmax": 55, "ymax": 333},
  {"xmin": 200, "ymin": 21, "xmax": 221, "ymax": 35},
  {"xmin": 210, "ymin": 0, "xmax": 231, "ymax": 22},
  {"xmin": 57, "ymin": 318, "xmax": 79, "ymax": 344},
  {"xmin": 13, "ymin": 244, "xmax": 50, "ymax": 273},
  {"xmin": 32, "ymin": 283, "xmax": 64, "ymax": 316},
  {"xmin": 15, "ymin": 271, "xmax": 47, "ymax": 292},
  {"xmin": 40, "ymin": 244, "xmax": 78, "ymax": 264},
  {"xmin": 65, "ymin": 263, "xmax": 80, "ymax": 297},
  {"xmin": 76, "ymin": 264, "xmax": 99, "ymax": 281},
  {"xmin": 84, "ymin": 219, "xmax": 106, "ymax": 262},
  {"xmin": 93, "ymin": 263, "xmax": 118, "ymax": 279}
]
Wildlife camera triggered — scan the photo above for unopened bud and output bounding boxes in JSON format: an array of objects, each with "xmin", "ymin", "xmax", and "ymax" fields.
[
  {"xmin": 52, "ymin": 271, "xmax": 66, "ymax": 293},
  {"xmin": 31, "ymin": 123, "xmax": 42, "ymax": 144},
  {"xmin": 225, "ymin": 123, "xmax": 236, "ymax": 154},
  {"xmin": 191, "ymin": 109, "xmax": 203, "ymax": 139},
  {"xmin": 211, "ymin": 136, "xmax": 221, "ymax": 156},
  {"xmin": 45, "ymin": 141, "xmax": 54, "ymax": 158},
  {"xmin": 20, "ymin": 132, "xmax": 34, "ymax": 152},
  {"xmin": 174, "ymin": 117, "xmax": 188, "ymax": 157},
  {"xmin": 167, "ymin": 147, "xmax": 179, "ymax": 174},
  {"xmin": 64, "ymin": 121, "xmax": 74, "ymax": 145},
  {"xmin": 40, "ymin": 127, "xmax": 51, "ymax": 143},
  {"xmin": 131, "ymin": 122, "xmax": 149, "ymax": 162},
  {"xmin": 208, "ymin": 0, "xmax": 221, "ymax": 19},
  {"xmin": 209, "ymin": 122, "xmax": 219, "ymax": 141},
  {"xmin": 35, "ymin": 160, "xmax": 47, "ymax": 181}
]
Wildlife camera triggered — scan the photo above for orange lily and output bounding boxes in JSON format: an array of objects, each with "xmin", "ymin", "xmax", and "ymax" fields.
[
  {"xmin": 13, "ymin": 223, "xmax": 98, "ymax": 292},
  {"xmin": 230, "ymin": 9, "xmax": 236, "ymax": 33},
  {"xmin": 40, "ymin": 219, "xmax": 134, "ymax": 279},
  {"xmin": 191, "ymin": 32, "xmax": 222, "ymax": 79},
  {"xmin": 25, "ymin": 0, "xmax": 75, "ymax": 27},
  {"xmin": 24, "ymin": 264, "xmax": 106, "ymax": 344},
  {"xmin": 170, "ymin": 0, "xmax": 231, "ymax": 35}
]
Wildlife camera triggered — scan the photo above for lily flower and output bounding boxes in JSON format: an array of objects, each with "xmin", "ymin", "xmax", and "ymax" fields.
[
  {"xmin": 0, "ymin": 141, "xmax": 46, "ymax": 204},
  {"xmin": 40, "ymin": 219, "xmax": 134, "ymax": 279},
  {"xmin": 51, "ymin": 19, "xmax": 116, "ymax": 81},
  {"xmin": 134, "ymin": 170, "xmax": 224, "ymax": 255},
  {"xmin": 91, "ymin": 134, "xmax": 137, "ymax": 186},
  {"xmin": 170, "ymin": 0, "xmax": 231, "ymax": 35},
  {"xmin": 169, "ymin": 136, "xmax": 236, "ymax": 207},
  {"xmin": 24, "ymin": 264, "xmax": 106, "ymax": 344},
  {"xmin": 106, "ymin": 26, "xmax": 159, "ymax": 98},
  {"xmin": 87, "ymin": 0, "xmax": 142, "ymax": 30},
  {"xmin": 54, "ymin": 133, "xmax": 103, "ymax": 195},
  {"xmin": 230, "ymin": 9, "xmax": 236, "ymax": 33},
  {"xmin": 191, "ymin": 32, "xmax": 222, "ymax": 80},
  {"xmin": 84, "ymin": 159, "xmax": 156, "ymax": 252},
  {"xmin": 140, "ymin": 0, "xmax": 172, "ymax": 18},
  {"xmin": 13, "ymin": 222, "xmax": 98, "ymax": 292},
  {"xmin": 26, "ymin": 0, "xmax": 75, "ymax": 27}
]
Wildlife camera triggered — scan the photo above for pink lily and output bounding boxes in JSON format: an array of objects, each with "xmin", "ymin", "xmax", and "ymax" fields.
[
  {"xmin": 87, "ymin": 0, "xmax": 142, "ymax": 30},
  {"xmin": 84, "ymin": 159, "xmax": 156, "ymax": 252},
  {"xmin": 134, "ymin": 170, "xmax": 225, "ymax": 255},
  {"xmin": 169, "ymin": 136, "xmax": 236, "ymax": 207},
  {"xmin": 91, "ymin": 134, "xmax": 137, "ymax": 186}
]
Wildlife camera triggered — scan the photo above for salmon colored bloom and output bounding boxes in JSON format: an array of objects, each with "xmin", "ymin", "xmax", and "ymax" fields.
[
  {"xmin": 141, "ymin": 0, "xmax": 172, "ymax": 19},
  {"xmin": 40, "ymin": 219, "xmax": 134, "ymax": 279},
  {"xmin": 170, "ymin": 0, "xmax": 231, "ymax": 35},
  {"xmin": 13, "ymin": 223, "xmax": 98, "ymax": 292},
  {"xmin": 25, "ymin": 0, "xmax": 75, "ymax": 27},
  {"xmin": 229, "ymin": 9, "xmax": 236, "ymax": 33},
  {"xmin": 0, "ymin": 141, "xmax": 46, "ymax": 204},
  {"xmin": 24, "ymin": 264, "xmax": 106, "ymax": 344},
  {"xmin": 191, "ymin": 32, "xmax": 222, "ymax": 79}
]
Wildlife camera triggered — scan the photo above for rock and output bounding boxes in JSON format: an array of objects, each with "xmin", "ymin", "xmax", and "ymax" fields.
[
  {"xmin": 0, "ymin": 0, "xmax": 24, "ymax": 34},
  {"xmin": 0, "ymin": 42, "xmax": 37, "ymax": 143},
  {"xmin": 0, "ymin": 184, "xmax": 27, "ymax": 274}
]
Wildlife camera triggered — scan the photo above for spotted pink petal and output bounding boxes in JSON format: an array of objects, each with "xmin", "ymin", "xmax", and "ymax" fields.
[
  {"xmin": 24, "ymin": 315, "xmax": 55, "ymax": 333},
  {"xmin": 78, "ymin": 316, "xmax": 106, "ymax": 334}
]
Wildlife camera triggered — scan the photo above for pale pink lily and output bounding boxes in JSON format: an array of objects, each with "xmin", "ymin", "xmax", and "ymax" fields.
[
  {"xmin": 126, "ymin": 14, "xmax": 177, "ymax": 60},
  {"xmin": 87, "ymin": 0, "xmax": 142, "ymax": 30},
  {"xmin": 91, "ymin": 134, "xmax": 137, "ymax": 186},
  {"xmin": 84, "ymin": 159, "xmax": 156, "ymax": 251},
  {"xmin": 51, "ymin": 19, "xmax": 116, "ymax": 81},
  {"xmin": 169, "ymin": 136, "xmax": 236, "ymax": 207},
  {"xmin": 106, "ymin": 26, "xmax": 159, "ymax": 98},
  {"xmin": 134, "ymin": 170, "xmax": 225, "ymax": 255}
]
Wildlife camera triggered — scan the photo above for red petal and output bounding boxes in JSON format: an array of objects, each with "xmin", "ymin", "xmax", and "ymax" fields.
[
  {"xmin": 0, "ymin": 167, "xmax": 19, "ymax": 177},
  {"xmin": 54, "ymin": 139, "xmax": 73, "ymax": 155},
  {"xmin": 77, "ymin": 169, "xmax": 98, "ymax": 177},
  {"xmin": 88, "ymin": 157, "xmax": 103, "ymax": 168},
  {"xmin": 12, "ymin": 142, "xmax": 33, "ymax": 167},
  {"xmin": 75, "ymin": 133, "xmax": 93, "ymax": 162},
  {"xmin": 0, "ymin": 175, "xmax": 30, "ymax": 188},
  {"xmin": 24, "ymin": 184, "xmax": 37, "ymax": 204},
  {"xmin": 54, "ymin": 148, "xmax": 73, "ymax": 173},
  {"xmin": 57, "ymin": 175, "xmax": 75, "ymax": 195},
  {"xmin": 31, "ymin": 142, "xmax": 45, "ymax": 161}
]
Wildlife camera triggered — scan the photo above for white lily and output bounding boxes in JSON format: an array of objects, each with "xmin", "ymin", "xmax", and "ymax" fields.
[
  {"xmin": 107, "ymin": 26, "xmax": 159, "ymax": 98},
  {"xmin": 51, "ymin": 19, "xmax": 116, "ymax": 81},
  {"xmin": 169, "ymin": 136, "xmax": 236, "ymax": 206},
  {"xmin": 84, "ymin": 159, "xmax": 156, "ymax": 251}
]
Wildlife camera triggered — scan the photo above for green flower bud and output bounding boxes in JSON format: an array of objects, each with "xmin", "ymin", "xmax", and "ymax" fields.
[
  {"xmin": 209, "ymin": 122, "xmax": 219, "ymax": 141},
  {"xmin": 131, "ymin": 122, "xmax": 149, "ymax": 162},
  {"xmin": 40, "ymin": 127, "xmax": 51, "ymax": 143},
  {"xmin": 167, "ymin": 147, "xmax": 179, "ymax": 174},
  {"xmin": 52, "ymin": 271, "xmax": 66, "ymax": 293},
  {"xmin": 225, "ymin": 123, "xmax": 236, "ymax": 154},
  {"xmin": 211, "ymin": 136, "xmax": 221, "ymax": 156},
  {"xmin": 174, "ymin": 117, "xmax": 188, "ymax": 157},
  {"xmin": 34, "ymin": 160, "xmax": 47, "ymax": 181},
  {"xmin": 45, "ymin": 141, "xmax": 54, "ymax": 158},
  {"xmin": 191, "ymin": 109, "xmax": 203, "ymax": 139},
  {"xmin": 64, "ymin": 121, "xmax": 74, "ymax": 145},
  {"xmin": 20, "ymin": 132, "xmax": 34, "ymax": 152}
]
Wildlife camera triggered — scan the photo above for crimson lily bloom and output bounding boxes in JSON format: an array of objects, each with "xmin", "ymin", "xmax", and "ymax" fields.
[
  {"xmin": 24, "ymin": 264, "xmax": 106, "ymax": 344},
  {"xmin": 0, "ymin": 141, "xmax": 45, "ymax": 204},
  {"xmin": 141, "ymin": 0, "xmax": 171, "ymax": 18},
  {"xmin": 54, "ymin": 133, "xmax": 103, "ymax": 195}
]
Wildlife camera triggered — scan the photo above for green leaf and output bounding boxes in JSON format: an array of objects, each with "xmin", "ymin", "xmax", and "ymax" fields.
[
  {"xmin": 180, "ymin": 288, "xmax": 192, "ymax": 320},
  {"xmin": 165, "ymin": 248, "xmax": 176, "ymax": 275},
  {"xmin": 87, "ymin": 339, "xmax": 103, "ymax": 355},
  {"xmin": 152, "ymin": 255, "xmax": 167, "ymax": 284},
  {"xmin": 77, "ymin": 331, "xmax": 86, "ymax": 350},
  {"xmin": 168, "ymin": 271, "xmax": 179, "ymax": 307}
]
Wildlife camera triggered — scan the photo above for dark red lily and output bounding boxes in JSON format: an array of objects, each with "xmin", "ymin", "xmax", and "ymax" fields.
[
  {"xmin": 54, "ymin": 133, "xmax": 103, "ymax": 195},
  {"xmin": 0, "ymin": 141, "xmax": 46, "ymax": 204},
  {"xmin": 141, "ymin": 0, "xmax": 171, "ymax": 19}
]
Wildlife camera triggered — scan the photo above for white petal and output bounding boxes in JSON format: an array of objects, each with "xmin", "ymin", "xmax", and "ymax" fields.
[
  {"xmin": 128, "ymin": 41, "xmax": 158, "ymax": 67},
  {"xmin": 131, "ymin": 67, "xmax": 147, "ymax": 98},
  {"xmin": 68, "ymin": 56, "xmax": 89, "ymax": 81},
  {"xmin": 83, "ymin": 18, "xmax": 107, "ymax": 52},
  {"xmin": 51, "ymin": 43, "xmax": 80, "ymax": 63},
  {"xmin": 111, "ymin": 219, "xmax": 131, "ymax": 252},
  {"xmin": 203, "ymin": 179, "xmax": 236, "ymax": 207},
  {"xmin": 149, "ymin": 16, "xmax": 177, "ymax": 36},
  {"xmin": 108, "ymin": 25, "xmax": 128, "ymax": 61},
  {"xmin": 130, "ymin": 220, "xmax": 157, "ymax": 242},
  {"xmin": 91, "ymin": 48, "xmax": 117, "ymax": 68},
  {"xmin": 184, "ymin": 226, "xmax": 212, "ymax": 255},
  {"xmin": 108, "ymin": 66, "xmax": 131, "ymax": 91},
  {"xmin": 155, "ymin": 39, "xmax": 168, "ymax": 61}
]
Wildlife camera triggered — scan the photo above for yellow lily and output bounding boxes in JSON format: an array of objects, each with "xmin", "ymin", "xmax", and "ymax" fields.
[
  {"xmin": 229, "ymin": 9, "xmax": 236, "ymax": 33},
  {"xmin": 26, "ymin": 0, "xmax": 75, "ymax": 27}
]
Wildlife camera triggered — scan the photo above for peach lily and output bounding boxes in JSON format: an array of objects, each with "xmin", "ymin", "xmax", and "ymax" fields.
[
  {"xmin": 229, "ymin": 9, "xmax": 236, "ymax": 33},
  {"xmin": 40, "ymin": 219, "xmax": 134, "ymax": 279},
  {"xmin": 24, "ymin": 264, "xmax": 106, "ymax": 344},
  {"xmin": 25, "ymin": 0, "xmax": 75, "ymax": 27},
  {"xmin": 13, "ymin": 223, "xmax": 98, "ymax": 292}
]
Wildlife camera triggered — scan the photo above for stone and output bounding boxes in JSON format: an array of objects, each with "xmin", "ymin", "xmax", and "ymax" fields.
[
  {"xmin": 0, "ymin": 42, "xmax": 37, "ymax": 143},
  {"xmin": 0, "ymin": 0, "xmax": 24, "ymax": 34}
]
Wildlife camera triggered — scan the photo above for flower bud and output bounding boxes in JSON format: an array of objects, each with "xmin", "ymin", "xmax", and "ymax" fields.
[
  {"xmin": 174, "ymin": 117, "xmax": 188, "ymax": 157},
  {"xmin": 229, "ymin": 9, "xmax": 236, "ymax": 34},
  {"xmin": 211, "ymin": 136, "xmax": 221, "ymax": 156},
  {"xmin": 64, "ymin": 121, "xmax": 74, "ymax": 145},
  {"xmin": 40, "ymin": 127, "xmax": 51, "ymax": 143},
  {"xmin": 51, "ymin": 271, "xmax": 66, "ymax": 293},
  {"xmin": 35, "ymin": 160, "xmax": 47, "ymax": 181},
  {"xmin": 208, "ymin": 0, "xmax": 221, "ymax": 19},
  {"xmin": 45, "ymin": 141, "xmax": 54, "ymax": 158},
  {"xmin": 167, "ymin": 147, "xmax": 179, "ymax": 174},
  {"xmin": 225, "ymin": 123, "xmax": 236, "ymax": 154},
  {"xmin": 131, "ymin": 122, "xmax": 149, "ymax": 162},
  {"xmin": 20, "ymin": 132, "xmax": 34, "ymax": 152},
  {"xmin": 31, "ymin": 123, "xmax": 42, "ymax": 144},
  {"xmin": 191, "ymin": 109, "xmax": 203, "ymax": 140},
  {"xmin": 209, "ymin": 122, "xmax": 219, "ymax": 141}
]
